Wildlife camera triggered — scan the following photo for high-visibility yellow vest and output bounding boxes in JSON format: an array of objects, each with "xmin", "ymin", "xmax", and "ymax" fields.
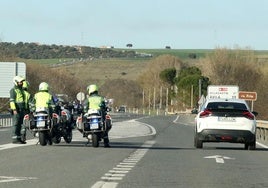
[
  {"xmin": 34, "ymin": 91, "xmax": 53, "ymax": 108},
  {"xmin": 24, "ymin": 90, "xmax": 31, "ymax": 110},
  {"xmin": 88, "ymin": 95, "xmax": 104, "ymax": 110},
  {"xmin": 9, "ymin": 87, "xmax": 25, "ymax": 110}
]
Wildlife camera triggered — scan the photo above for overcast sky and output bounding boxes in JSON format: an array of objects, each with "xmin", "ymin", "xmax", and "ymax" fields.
[{"xmin": 0, "ymin": 0, "xmax": 267, "ymax": 49}]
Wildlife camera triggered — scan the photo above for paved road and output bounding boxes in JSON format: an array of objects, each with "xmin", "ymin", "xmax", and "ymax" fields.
[{"xmin": 0, "ymin": 113, "xmax": 267, "ymax": 188}]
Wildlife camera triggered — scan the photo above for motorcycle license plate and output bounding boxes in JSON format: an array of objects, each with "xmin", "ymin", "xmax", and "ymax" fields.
[
  {"xmin": 90, "ymin": 123, "xmax": 99, "ymax": 129},
  {"xmin": 37, "ymin": 121, "xmax": 46, "ymax": 128}
]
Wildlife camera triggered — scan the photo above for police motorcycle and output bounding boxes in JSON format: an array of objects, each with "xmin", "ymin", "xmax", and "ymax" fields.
[
  {"xmin": 23, "ymin": 107, "xmax": 60, "ymax": 146},
  {"xmin": 76, "ymin": 108, "xmax": 112, "ymax": 147},
  {"xmin": 51, "ymin": 102, "xmax": 73, "ymax": 144}
]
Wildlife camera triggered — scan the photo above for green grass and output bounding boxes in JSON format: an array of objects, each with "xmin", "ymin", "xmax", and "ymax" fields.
[
  {"xmin": 133, "ymin": 48, "xmax": 212, "ymax": 58},
  {"xmin": 25, "ymin": 58, "xmax": 77, "ymax": 65},
  {"xmin": 24, "ymin": 48, "xmax": 268, "ymax": 66}
]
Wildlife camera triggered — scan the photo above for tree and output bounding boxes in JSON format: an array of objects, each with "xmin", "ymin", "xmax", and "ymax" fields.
[
  {"xmin": 160, "ymin": 68, "xmax": 176, "ymax": 85},
  {"xmin": 175, "ymin": 66, "xmax": 210, "ymax": 108},
  {"xmin": 138, "ymin": 55, "xmax": 183, "ymax": 109},
  {"xmin": 201, "ymin": 47, "xmax": 261, "ymax": 91},
  {"xmin": 126, "ymin": 43, "xmax": 133, "ymax": 48}
]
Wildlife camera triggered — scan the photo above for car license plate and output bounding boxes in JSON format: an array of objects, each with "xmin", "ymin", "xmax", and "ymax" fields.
[
  {"xmin": 36, "ymin": 121, "xmax": 46, "ymax": 127},
  {"xmin": 218, "ymin": 117, "xmax": 236, "ymax": 122},
  {"xmin": 90, "ymin": 123, "xmax": 99, "ymax": 129}
]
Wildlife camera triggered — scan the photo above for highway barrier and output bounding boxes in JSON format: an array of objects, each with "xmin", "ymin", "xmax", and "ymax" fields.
[
  {"xmin": 256, "ymin": 120, "xmax": 268, "ymax": 145},
  {"xmin": 0, "ymin": 114, "xmax": 12, "ymax": 127}
]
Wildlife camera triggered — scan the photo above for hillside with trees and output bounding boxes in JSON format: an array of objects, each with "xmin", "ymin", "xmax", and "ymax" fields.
[{"xmin": 0, "ymin": 42, "xmax": 138, "ymax": 59}]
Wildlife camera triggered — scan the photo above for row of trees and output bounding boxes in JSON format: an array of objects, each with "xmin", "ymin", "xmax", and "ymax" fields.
[
  {"xmin": 137, "ymin": 55, "xmax": 209, "ymax": 112},
  {"xmin": 0, "ymin": 42, "xmax": 138, "ymax": 59}
]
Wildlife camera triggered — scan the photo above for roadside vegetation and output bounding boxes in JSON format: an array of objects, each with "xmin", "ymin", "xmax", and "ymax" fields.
[{"xmin": 0, "ymin": 42, "xmax": 268, "ymax": 119}]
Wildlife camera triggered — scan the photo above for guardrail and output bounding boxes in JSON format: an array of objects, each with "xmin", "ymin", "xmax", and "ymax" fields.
[
  {"xmin": 0, "ymin": 114, "xmax": 12, "ymax": 127},
  {"xmin": 0, "ymin": 113, "xmax": 268, "ymax": 145},
  {"xmin": 256, "ymin": 120, "xmax": 268, "ymax": 145}
]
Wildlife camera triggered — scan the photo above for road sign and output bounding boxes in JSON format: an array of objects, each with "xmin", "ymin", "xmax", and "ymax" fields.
[
  {"xmin": 239, "ymin": 91, "xmax": 257, "ymax": 101},
  {"xmin": 0, "ymin": 62, "xmax": 26, "ymax": 98},
  {"xmin": 207, "ymin": 85, "xmax": 239, "ymax": 99},
  {"xmin": 76, "ymin": 92, "xmax": 85, "ymax": 102}
]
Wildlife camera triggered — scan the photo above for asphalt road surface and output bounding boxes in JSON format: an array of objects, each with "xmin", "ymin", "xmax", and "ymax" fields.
[{"xmin": 0, "ymin": 113, "xmax": 267, "ymax": 188}]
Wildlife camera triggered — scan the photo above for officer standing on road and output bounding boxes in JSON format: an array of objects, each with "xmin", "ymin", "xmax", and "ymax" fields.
[
  {"xmin": 22, "ymin": 80, "xmax": 32, "ymax": 113},
  {"xmin": 20, "ymin": 80, "xmax": 32, "ymax": 142},
  {"xmin": 83, "ymin": 84, "xmax": 111, "ymax": 147},
  {"xmin": 9, "ymin": 75, "xmax": 27, "ymax": 144}
]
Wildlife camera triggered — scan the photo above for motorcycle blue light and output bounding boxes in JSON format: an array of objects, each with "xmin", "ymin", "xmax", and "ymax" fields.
[
  {"xmin": 92, "ymin": 119, "xmax": 98, "ymax": 123},
  {"xmin": 37, "ymin": 117, "xmax": 44, "ymax": 121}
]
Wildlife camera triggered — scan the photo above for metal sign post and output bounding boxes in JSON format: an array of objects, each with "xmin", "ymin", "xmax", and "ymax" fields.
[{"xmin": 0, "ymin": 62, "xmax": 26, "ymax": 98}]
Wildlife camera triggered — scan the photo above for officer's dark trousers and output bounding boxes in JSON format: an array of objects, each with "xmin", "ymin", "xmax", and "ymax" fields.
[{"xmin": 12, "ymin": 112, "xmax": 25, "ymax": 141}]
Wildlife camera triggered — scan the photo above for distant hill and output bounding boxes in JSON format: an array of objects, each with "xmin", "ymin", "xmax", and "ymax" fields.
[{"xmin": 0, "ymin": 42, "xmax": 138, "ymax": 59}]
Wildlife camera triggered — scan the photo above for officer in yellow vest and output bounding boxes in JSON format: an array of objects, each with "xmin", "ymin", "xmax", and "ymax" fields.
[
  {"xmin": 83, "ymin": 84, "xmax": 110, "ymax": 147},
  {"xmin": 9, "ymin": 75, "xmax": 27, "ymax": 144},
  {"xmin": 32, "ymin": 82, "xmax": 55, "ymax": 116},
  {"xmin": 22, "ymin": 80, "xmax": 31, "ymax": 114},
  {"xmin": 20, "ymin": 80, "xmax": 32, "ymax": 142}
]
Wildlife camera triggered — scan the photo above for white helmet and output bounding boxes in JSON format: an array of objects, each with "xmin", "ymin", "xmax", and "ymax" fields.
[
  {"xmin": 13, "ymin": 75, "xmax": 25, "ymax": 86},
  {"xmin": 39, "ymin": 82, "xmax": 49, "ymax": 91},
  {"xmin": 87, "ymin": 84, "xmax": 98, "ymax": 95}
]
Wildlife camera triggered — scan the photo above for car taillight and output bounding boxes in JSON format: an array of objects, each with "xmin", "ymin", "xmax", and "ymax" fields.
[
  {"xmin": 52, "ymin": 113, "xmax": 59, "ymax": 118},
  {"xmin": 243, "ymin": 111, "xmax": 254, "ymax": 120},
  {"xmin": 199, "ymin": 109, "xmax": 212, "ymax": 118},
  {"xmin": 61, "ymin": 111, "xmax": 67, "ymax": 116},
  {"xmin": 24, "ymin": 114, "xmax": 29, "ymax": 120},
  {"xmin": 77, "ymin": 116, "xmax": 82, "ymax": 122},
  {"xmin": 106, "ymin": 115, "xmax": 111, "ymax": 120}
]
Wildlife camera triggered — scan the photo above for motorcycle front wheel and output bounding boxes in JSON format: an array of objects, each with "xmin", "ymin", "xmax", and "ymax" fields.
[
  {"xmin": 39, "ymin": 132, "xmax": 47, "ymax": 146},
  {"xmin": 64, "ymin": 130, "xmax": 72, "ymax": 143},
  {"xmin": 92, "ymin": 134, "xmax": 99, "ymax": 147},
  {"xmin": 52, "ymin": 135, "xmax": 61, "ymax": 144}
]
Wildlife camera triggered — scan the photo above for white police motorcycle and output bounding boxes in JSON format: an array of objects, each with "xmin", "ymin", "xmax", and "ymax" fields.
[
  {"xmin": 76, "ymin": 108, "xmax": 112, "ymax": 147},
  {"xmin": 23, "ymin": 107, "xmax": 60, "ymax": 146}
]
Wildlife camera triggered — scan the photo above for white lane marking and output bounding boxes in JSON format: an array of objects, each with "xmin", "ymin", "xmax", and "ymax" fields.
[
  {"xmin": 104, "ymin": 173, "xmax": 126, "ymax": 177},
  {"xmin": 116, "ymin": 164, "xmax": 135, "ymax": 168},
  {"xmin": 112, "ymin": 167, "xmax": 132, "ymax": 171},
  {"xmin": 204, "ymin": 155, "xmax": 235, "ymax": 164},
  {"xmin": 91, "ymin": 140, "xmax": 156, "ymax": 188},
  {"xmin": 0, "ymin": 176, "xmax": 38, "ymax": 183},
  {"xmin": 92, "ymin": 181, "xmax": 118, "ymax": 188},
  {"xmin": 101, "ymin": 176, "xmax": 123, "ymax": 181},
  {"xmin": 0, "ymin": 139, "xmax": 38, "ymax": 151},
  {"xmin": 109, "ymin": 170, "xmax": 128, "ymax": 174},
  {"xmin": 173, "ymin": 115, "xmax": 180, "ymax": 123},
  {"xmin": 119, "ymin": 162, "xmax": 137, "ymax": 165},
  {"xmin": 216, "ymin": 157, "xmax": 224, "ymax": 163}
]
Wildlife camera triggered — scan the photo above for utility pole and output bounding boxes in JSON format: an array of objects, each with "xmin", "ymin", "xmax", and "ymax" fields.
[
  {"xmin": 166, "ymin": 88, "xmax": 169, "ymax": 113},
  {"xmin": 199, "ymin": 79, "xmax": 202, "ymax": 98},
  {"xmin": 148, "ymin": 89, "xmax": 151, "ymax": 115},
  {"xmin": 142, "ymin": 89, "xmax": 145, "ymax": 114},
  {"xmin": 159, "ymin": 86, "xmax": 162, "ymax": 109},
  {"xmin": 153, "ymin": 88, "xmax": 156, "ymax": 110},
  {"xmin": 191, "ymin": 85, "xmax": 193, "ymax": 109}
]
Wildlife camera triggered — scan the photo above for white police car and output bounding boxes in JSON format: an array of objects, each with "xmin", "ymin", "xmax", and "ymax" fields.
[{"xmin": 194, "ymin": 98, "xmax": 258, "ymax": 150}]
